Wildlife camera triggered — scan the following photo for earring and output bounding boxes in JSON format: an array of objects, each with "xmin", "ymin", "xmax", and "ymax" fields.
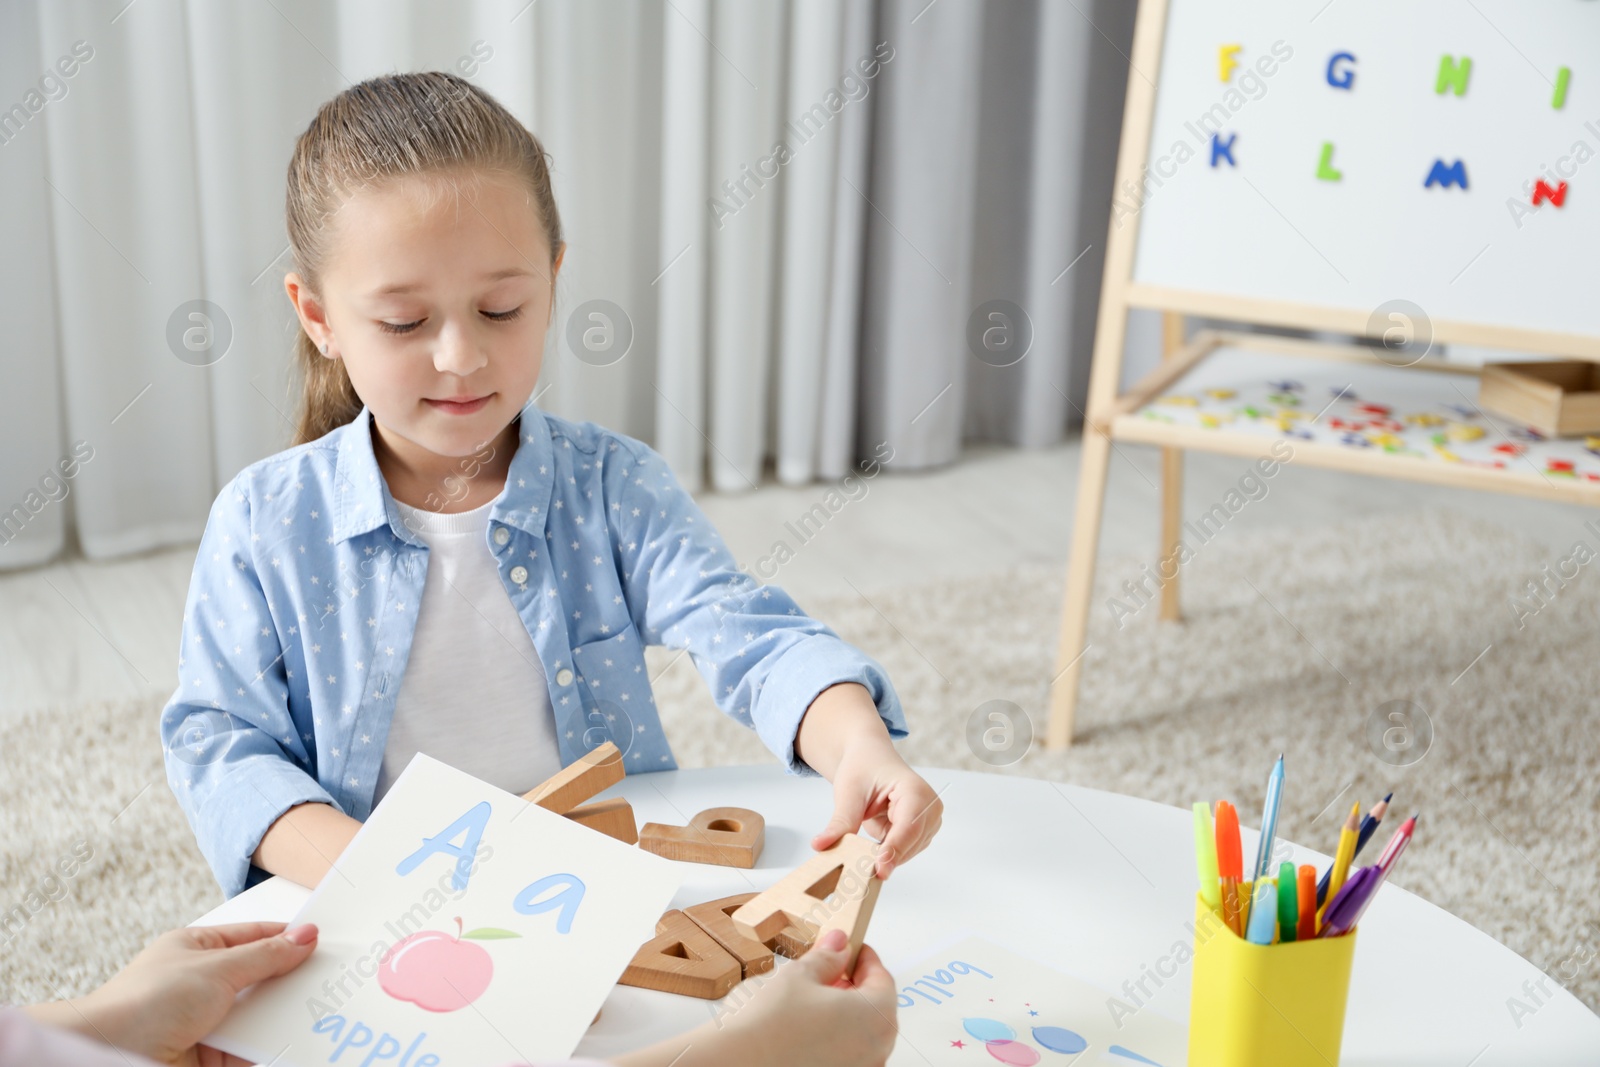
[{"xmin": 320, "ymin": 342, "xmax": 329, "ymax": 355}]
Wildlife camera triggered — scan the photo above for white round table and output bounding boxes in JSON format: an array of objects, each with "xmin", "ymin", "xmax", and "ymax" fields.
[{"xmin": 196, "ymin": 765, "xmax": 1600, "ymax": 1065}]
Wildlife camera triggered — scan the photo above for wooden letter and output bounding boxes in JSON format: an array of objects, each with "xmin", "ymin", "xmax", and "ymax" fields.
[
  {"xmin": 683, "ymin": 893, "xmax": 776, "ymax": 978},
  {"xmin": 618, "ymin": 909, "xmax": 740, "ymax": 1000},
  {"xmin": 731, "ymin": 832, "xmax": 882, "ymax": 970},
  {"xmin": 563, "ymin": 797, "xmax": 638, "ymax": 844},
  {"xmin": 639, "ymin": 807, "xmax": 764, "ymax": 868},
  {"xmin": 521, "ymin": 742, "xmax": 624, "ymax": 814}
]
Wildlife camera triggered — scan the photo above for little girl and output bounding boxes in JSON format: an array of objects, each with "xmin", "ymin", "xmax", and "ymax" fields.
[{"xmin": 159, "ymin": 71, "xmax": 942, "ymax": 907}]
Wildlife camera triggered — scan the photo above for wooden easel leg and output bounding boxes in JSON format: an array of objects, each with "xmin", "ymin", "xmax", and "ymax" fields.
[
  {"xmin": 1047, "ymin": 430, "xmax": 1113, "ymax": 750},
  {"xmin": 1157, "ymin": 312, "xmax": 1186, "ymax": 623},
  {"xmin": 1159, "ymin": 446, "xmax": 1183, "ymax": 621}
]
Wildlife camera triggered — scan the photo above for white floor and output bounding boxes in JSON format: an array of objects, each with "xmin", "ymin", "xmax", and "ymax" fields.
[{"xmin": 0, "ymin": 435, "xmax": 1586, "ymax": 724}]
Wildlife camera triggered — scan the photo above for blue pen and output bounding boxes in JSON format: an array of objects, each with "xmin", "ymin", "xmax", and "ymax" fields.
[
  {"xmin": 1251, "ymin": 754, "xmax": 1285, "ymax": 884},
  {"xmin": 1245, "ymin": 878, "xmax": 1278, "ymax": 944}
]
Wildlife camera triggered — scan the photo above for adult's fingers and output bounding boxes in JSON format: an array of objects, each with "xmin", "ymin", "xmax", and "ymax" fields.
[
  {"xmin": 847, "ymin": 944, "xmax": 899, "ymax": 1006},
  {"xmin": 796, "ymin": 927, "xmax": 852, "ymax": 985},
  {"xmin": 184, "ymin": 922, "xmax": 291, "ymax": 952},
  {"xmin": 210, "ymin": 924, "xmax": 319, "ymax": 991}
]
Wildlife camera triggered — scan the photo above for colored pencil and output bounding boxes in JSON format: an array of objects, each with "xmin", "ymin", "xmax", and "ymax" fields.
[
  {"xmin": 1318, "ymin": 802, "xmax": 1361, "ymax": 919},
  {"xmin": 1318, "ymin": 792, "xmax": 1389, "ymax": 904}
]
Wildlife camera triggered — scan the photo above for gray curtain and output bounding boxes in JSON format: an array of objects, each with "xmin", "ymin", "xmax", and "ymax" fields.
[{"xmin": 0, "ymin": 0, "xmax": 1138, "ymax": 569}]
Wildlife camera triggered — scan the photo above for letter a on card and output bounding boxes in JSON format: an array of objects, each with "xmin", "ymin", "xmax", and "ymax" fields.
[{"xmin": 731, "ymin": 832, "xmax": 882, "ymax": 970}]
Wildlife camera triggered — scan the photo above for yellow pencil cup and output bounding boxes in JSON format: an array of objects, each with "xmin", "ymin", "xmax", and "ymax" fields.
[{"xmin": 1187, "ymin": 894, "xmax": 1357, "ymax": 1066}]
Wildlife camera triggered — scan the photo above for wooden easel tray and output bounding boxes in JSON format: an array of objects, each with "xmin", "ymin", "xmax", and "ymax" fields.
[{"xmin": 1110, "ymin": 331, "xmax": 1600, "ymax": 507}]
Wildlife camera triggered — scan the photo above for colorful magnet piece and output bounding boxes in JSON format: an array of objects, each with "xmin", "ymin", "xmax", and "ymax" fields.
[
  {"xmin": 1157, "ymin": 395, "xmax": 1199, "ymax": 407},
  {"xmin": 1199, "ymin": 413, "xmax": 1234, "ymax": 429},
  {"xmin": 1585, "ymin": 435, "xmax": 1600, "ymax": 455},
  {"xmin": 1425, "ymin": 159, "xmax": 1469, "ymax": 189},
  {"xmin": 1269, "ymin": 380, "xmax": 1303, "ymax": 392},
  {"xmin": 1446, "ymin": 423, "xmax": 1485, "ymax": 443},
  {"xmin": 1406, "ymin": 412, "xmax": 1445, "ymax": 427},
  {"xmin": 1354, "ymin": 402, "xmax": 1391, "ymax": 416},
  {"xmin": 1338, "ymin": 432, "xmax": 1371, "ymax": 448},
  {"xmin": 1204, "ymin": 387, "xmax": 1237, "ymax": 400},
  {"xmin": 1219, "ymin": 44, "xmax": 1243, "ymax": 83},
  {"xmin": 1548, "ymin": 460, "xmax": 1576, "ymax": 477},
  {"xmin": 1435, "ymin": 54, "xmax": 1472, "ymax": 96},
  {"xmin": 1532, "ymin": 179, "xmax": 1569, "ymax": 208},
  {"xmin": 1433, "ymin": 445, "xmax": 1461, "ymax": 462},
  {"xmin": 1368, "ymin": 432, "xmax": 1404, "ymax": 450},
  {"xmin": 1211, "ymin": 132, "xmax": 1238, "ymax": 168},
  {"xmin": 1492, "ymin": 442, "xmax": 1525, "ymax": 456},
  {"xmin": 1326, "ymin": 52, "xmax": 1356, "ymax": 90},
  {"xmin": 1267, "ymin": 393, "xmax": 1301, "ymax": 407},
  {"xmin": 1554, "ymin": 66, "xmax": 1571, "ymax": 110},
  {"xmin": 1316, "ymin": 142, "xmax": 1342, "ymax": 182}
]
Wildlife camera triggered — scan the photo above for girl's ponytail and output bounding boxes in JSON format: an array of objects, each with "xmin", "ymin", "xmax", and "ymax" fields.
[{"xmin": 291, "ymin": 326, "xmax": 363, "ymax": 446}]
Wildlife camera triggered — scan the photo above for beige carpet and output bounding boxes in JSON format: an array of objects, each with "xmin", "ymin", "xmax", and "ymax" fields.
[{"xmin": 3, "ymin": 509, "xmax": 1597, "ymax": 1015}]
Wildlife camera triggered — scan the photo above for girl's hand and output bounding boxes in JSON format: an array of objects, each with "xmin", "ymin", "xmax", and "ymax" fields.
[
  {"xmin": 732, "ymin": 928, "xmax": 899, "ymax": 1067},
  {"xmin": 812, "ymin": 734, "xmax": 943, "ymax": 880},
  {"xmin": 31, "ymin": 922, "xmax": 318, "ymax": 1067}
]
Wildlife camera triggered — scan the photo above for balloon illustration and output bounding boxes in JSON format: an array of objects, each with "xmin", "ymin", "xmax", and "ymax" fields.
[{"xmin": 956, "ymin": 1014, "xmax": 1162, "ymax": 1065}]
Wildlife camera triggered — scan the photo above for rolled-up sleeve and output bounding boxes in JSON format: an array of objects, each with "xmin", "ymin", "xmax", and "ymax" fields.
[
  {"xmin": 609, "ymin": 442, "xmax": 907, "ymax": 775},
  {"xmin": 159, "ymin": 475, "xmax": 335, "ymax": 897}
]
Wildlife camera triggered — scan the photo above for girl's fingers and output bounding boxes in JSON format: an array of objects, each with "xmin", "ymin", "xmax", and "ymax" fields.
[{"xmin": 877, "ymin": 795, "xmax": 932, "ymax": 873}]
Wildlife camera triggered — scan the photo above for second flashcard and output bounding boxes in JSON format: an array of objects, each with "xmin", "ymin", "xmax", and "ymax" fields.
[{"xmin": 889, "ymin": 935, "xmax": 1186, "ymax": 1066}]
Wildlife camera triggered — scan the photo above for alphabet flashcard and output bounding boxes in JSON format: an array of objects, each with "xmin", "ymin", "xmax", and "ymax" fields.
[{"xmin": 205, "ymin": 753, "xmax": 680, "ymax": 1067}]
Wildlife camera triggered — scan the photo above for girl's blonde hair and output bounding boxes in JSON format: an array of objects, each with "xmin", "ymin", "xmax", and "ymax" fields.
[{"xmin": 286, "ymin": 71, "xmax": 563, "ymax": 445}]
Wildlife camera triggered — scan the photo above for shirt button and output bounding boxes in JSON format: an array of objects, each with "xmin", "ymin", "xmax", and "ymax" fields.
[
  {"xmin": 556, "ymin": 669, "xmax": 574, "ymax": 686},
  {"xmin": 493, "ymin": 527, "xmax": 510, "ymax": 546},
  {"xmin": 510, "ymin": 565, "xmax": 529, "ymax": 583}
]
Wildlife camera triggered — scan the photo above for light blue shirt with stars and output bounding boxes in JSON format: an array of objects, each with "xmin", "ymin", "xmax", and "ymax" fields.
[{"xmin": 160, "ymin": 400, "xmax": 907, "ymax": 897}]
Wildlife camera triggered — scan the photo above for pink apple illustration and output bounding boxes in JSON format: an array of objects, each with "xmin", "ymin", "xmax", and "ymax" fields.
[{"xmin": 378, "ymin": 917, "xmax": 520, "ymax": 1012}]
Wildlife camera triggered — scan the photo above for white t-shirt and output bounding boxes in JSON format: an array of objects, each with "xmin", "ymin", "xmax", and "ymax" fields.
[{"xmin": 373, "ymin": 495, "xmax": 562, "ymax": 804}]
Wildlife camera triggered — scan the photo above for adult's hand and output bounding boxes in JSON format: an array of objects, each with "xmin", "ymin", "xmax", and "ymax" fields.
[{"xmin": 27, "ymin": 922, "xmax": 318, "ymax": 1067}]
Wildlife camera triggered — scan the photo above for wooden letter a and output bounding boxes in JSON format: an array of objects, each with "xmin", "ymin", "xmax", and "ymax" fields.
[{"xmin": 730, "ymin": 832, "xmax": 882, "ymax": 970}]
